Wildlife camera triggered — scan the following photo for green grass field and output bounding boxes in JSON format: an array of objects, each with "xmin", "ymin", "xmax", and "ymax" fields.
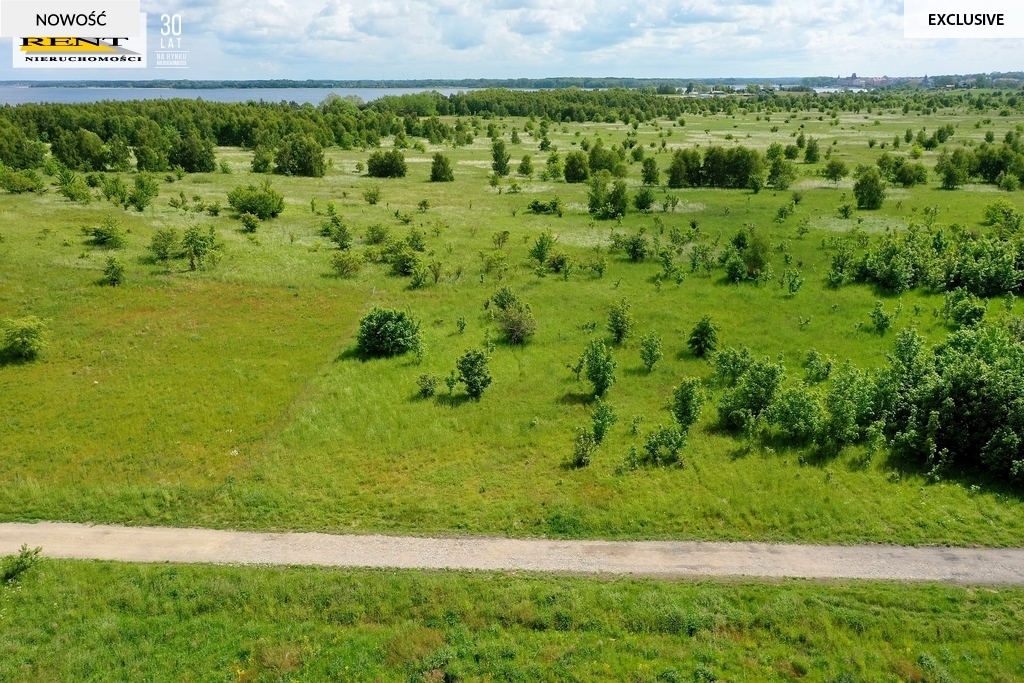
[
  {"xmin": 2, "ymin": 106, "xmax": 1023, "ymax": 544},
  {"xmin": 1, "ymin": 557, "xmax": 1023, "ymax": 682}
]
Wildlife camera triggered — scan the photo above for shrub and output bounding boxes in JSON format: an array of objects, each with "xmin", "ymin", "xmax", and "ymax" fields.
[
  {"xmin": 367, "ymin": 149, "xmax": 407, "ymax": 178},
  {"xmin": 870, "ymin": 301, "xmax": 893, "ymax": 334},
  {"xmin": 331, "ymin": 251, "xmax": 362, "ymax": 278},
  {"xmin": 417, "ymin": 373, "xmax": 439, "ymax": 398},
  {"xmin": 365, "ymin": 223, "xmax": 390, "ymax": 245},
  {"xmin": 671, "ymin": 378, "xmax": 704, "ymax": 432},
  {"xmin": 591, "ymin": 400, "xmax": 618, "ymax": 444},
  {"xmin": 181, "ymin": 225, "xmax": 218, "ymax": 271},
  {"xmin": 456, "ymin": 348, "xmax": 492, "ymax": 399},
  {"xmin": 239, "ymin": 212, "xmax": 260, "ymax": 233},
  {"xmin": 356, "ymin": 308, "xmax": 421, "ymax": 358},
  {"xmin": 688, "ymin": 316, "xmax": 719, "ymax": 358},
  {"xmin": 274, "ymin": 133, "xmax": 326, "ymax": 177},
  {"xmin": 1, "ymin": 316, "xmax": 48, "ymax": 361},
  {"xmin": 529, "ymin": 230, "xmax": 557, "ymax": 264},
  {"xmin": 718, "ymin": 356, "xmax": 786, "ymax": 430},
  {"xmin": 768, "ymin": 387, "xmax": 824, "ymax": 443},
  {"xmin": 0, "ymin": 167, "xmax": 43, "ymax": 193},
  {"xmin": 363, "ymin": 185, "xmax": 382, "ymax": 205},
  {"xmin": 227, "ymin": 181, "xmax": 284, "ymax": 219},
  {"xmin": 639, "ymin": 333, "xmax": 663, "ymax": 372},
  {"xmin": 571, "ymin": 429, "xmax": 598, "ymax": 468},
  {"xmin": 527, "ymin": 197, "xmax": 562, "ymax": 215},
  {"xmin": 82, "ymin": 217, "xmax": 125, "ymax": 249},
  {"xmin": 943, "ymin": 288, "xmax": 986, "ymax": 328},
  {"xmin": 622, "ymin": 231, "xmax": 649, "ymax": 262},
  {"xmin": 499, "ymin": 302, "xmax": 537, "ymax": 345},
  {"xmin": 102, "ymin": 256, "xmax": 125, "ymax": 286},
  {"xmin": 148, "ymin": 227, "xmax": 179, "ymax": 263},
  {"xmin": 251, "ymin": 145, "xmax": 273, "ymax": 173},
  {"xmin": 633, "ymin": 187, "xmax": 655, "ymax": 212},
  {"xmin": 127, "ymin": 174, "xmax": 159, "ymax": 212},
  {"xmin": 320, "ymin": 216, "xmax": 352, "ymax": 250},
  {"xmin": 578, "ymin": 339, "xmax": 616, "ymax": 396},
  {"xmin": 630, "ymin": 425, "xmax": 686, "ymax": 468},
  {"xmin": 607, "ymin": 298, "xmax": 634, "ymax": 344},
  {"xmin": 713, "ymin": 346, "xmax": 752, "ymax": 386},
  {"xmin": 430, "ymin": 153, "xmax": 454, "ymax": 182},
  {"xmin": 56, "ymin": 168, "xmax": 92, "ymax": 203},
  {"xmin": 1, "ymin": 545, "xmax": 41, "ymax": 585}
]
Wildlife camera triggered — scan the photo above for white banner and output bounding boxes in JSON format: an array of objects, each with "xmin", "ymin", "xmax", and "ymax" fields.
[
  {"xmin": 905, "ymin": 0, "xmax": 1024, "ymax": 38},
  {"xmin": 1, "ymin": 1, "xmax": 141, "ymax": 38},
  {"xmin": 12, "ymin": 13, "xmax": 146, "ymax": 68}
]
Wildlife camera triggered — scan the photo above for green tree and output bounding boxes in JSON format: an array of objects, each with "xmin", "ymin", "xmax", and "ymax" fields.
[
  {"xmin": 803, "ymin": 137, "xmax": 820, "ymax": 163},
  {"xmin": 148, "ymin": 227, "xmax": 179, "ymax": 264},
  {"xmin": 181, "ymin": 225, "xmax": 217, "ymax": 271},
  {"xmin": 671, "ymin": 378, "xmax": 704, "ymax": 432},
  {"xmin": 767, "ymin": 157, "xmax": 796, "ymax": 190},
  {"xmin": 169, "ymin": 131, "xmax": 217, "ymax": 173},
  {"xmin": 456, "ymin": 348, "xmax": 492, "ymax": 399},
  {"xmin": 822, "ymin": 158, "xmax": 848, "ymax": 186},
  {"xmin": 688, "ymin": 316, "xmax": 719, "ymax": 357},
  {"xmin": 127, "ymin": 174, "xmax": 159, "ymax": 212},
  {"xmin": 667, "ymin": 148, "xmax": 702, "ymax": 188},
  {"xmin": 430, "ymin": 153, "xmax": 454, "ymax": 182},
  {"xmin": 227, "ymin": 181, "xmax": 285, "ymax": 219},
  {"xmin": 274, "ymin": 133, "xmax": 326, "ymax": 177},
  {"xmin": 579, "ymin": 339, "xmax": 616, "ymax": 397},
  {"xmin": 641, "ymin": 157, "xmax": 660, "ymax": 185},
  {"xmin": 563, "ymin": 151, "xmax": 590, "ymax": 183},
  {"xmin": 51, "ymin": 128, "xmax": 107, "ymax": 171},
  {"xmin": 102, "ymin": 256, "xmax": 125, "ymax": 286},
  {"xmin": 607, "ymin": 298, "xmax": 634, "ymax": 344},
  {"xmin": 591, "ymin": 400, "xmax": 618, "ymax": 444},
  {"xmin": 853, "ymin": 167, "xmax": 886, "ymax": 209},
  {"xmin": 639, "ymin": 332, "xmax": 663, "ymax": 372},
  {"xmin": 517, "ymin": 154, "xmax": 533, "ymax": 178},
  {"xmin": 491, "ymin": 139, "xmax": 511, "ymax": 176},
  {"xmin": 251, "ymin": 145, "xmax": 274, "ymax": 174}
]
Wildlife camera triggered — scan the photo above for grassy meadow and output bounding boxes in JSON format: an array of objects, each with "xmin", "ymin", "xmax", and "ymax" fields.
[
  {"xmin": 1, "ymin": 557, "xmax": 1023, "ymax": 682},
  {"xmin": 1, "ymin": 103, "xmax": 1023, "ymax": 544}
]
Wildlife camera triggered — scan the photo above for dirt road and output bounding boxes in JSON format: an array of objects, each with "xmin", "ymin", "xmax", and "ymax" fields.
[{"xmin": 2, "ymin": 522, "xmax": 1023, "ymax": 584}]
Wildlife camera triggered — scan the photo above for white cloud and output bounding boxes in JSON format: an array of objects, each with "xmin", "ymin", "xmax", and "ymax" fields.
[{"xmin": 0, "ymin": 0, "xmax": 1019, "ymax": 79}]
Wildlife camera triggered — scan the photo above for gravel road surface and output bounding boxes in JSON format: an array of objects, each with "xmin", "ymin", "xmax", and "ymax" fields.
[{"xmin": 2, "ymin": 522, "xmax": 1023, "ymax": 584}]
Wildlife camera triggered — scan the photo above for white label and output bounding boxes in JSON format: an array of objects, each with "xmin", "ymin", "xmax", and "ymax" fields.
[
  {"xmin": 1, "ymin": 1, "xmax": 141, "ymax": 38},
  {"xmin": 12, "ymin": 13, "xmax": 146, "ymax": 68},
  {"xmin": 905, "ymin": 0, "xmax": 1024, "ymax": 38}
]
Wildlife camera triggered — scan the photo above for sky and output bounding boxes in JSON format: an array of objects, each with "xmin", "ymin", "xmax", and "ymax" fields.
[{"xmin": 1, "ymin": 0, "xmax": 1023, "ymax": 81}]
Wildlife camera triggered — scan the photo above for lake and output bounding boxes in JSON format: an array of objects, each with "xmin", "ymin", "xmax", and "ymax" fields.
[{"xmin": 0, "ymin": 86, "xmax": 475, "ymax": 106}]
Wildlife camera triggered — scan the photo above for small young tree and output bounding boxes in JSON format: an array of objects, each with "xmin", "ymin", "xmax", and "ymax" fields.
[
  {"xmin": 491, "ymin": 139, "xmax": 511, "ymax": 176},
  {"xmin": 127, "ymin": 174, "xmax": 159, "ymax": 212},
  {"xmin": 331, "ymin": 251, "xmax": 362, "ymax": 278},
  {"xmin": 356, "ymin": 308, "xmax": 421, "ymax": 357},
  {"xmin": 607, "ymin": 298, "xmax": 634, "ymax": 344},
  {"xmin": 148, "ymin": 227, "xmax": 179, "ymax": 263},
  {"xmin": 641, "ymin": 157, "xmax": 660, "ymax": 185},
  {"xmin": 517, "ymin": 154, "xmax": 533, "ymax": 178},
  {"xmin": 181, "ymin": 225, "xmax": 217, "ymax": 271},
  {"xmin": 633, "ymin": 187, "xmax": 655, "ymax": 212},
  {"xmin": 239, "ymin": 212, "xmax": 260, "ymax": 233},
  {"xmin": 671, "ymin": 378, "xmax": 704, "ymax": 433},
  {"xmin": 529, "ymin": 230, "xmax": 557, "ymax": 264},
  {"xmin": 102, "ymin": 256, "xmax": 125, "ymax": 286},
  {"xmin": 591, "ymin": 400, "xmax": 618, "ymax": 444},
  {"xmin": 499, "ymin": 302, "xmax": 537, "ymax": 345},
  {"xmin": 639, "ymin": 332, "xmax": 663, "ymax": 372},
  {"xmin": 1, "ymin": 316, "xmax": 48, "ymax": 361},
  {"xmin": 804, "ymin": 137, "xmax": 820, "ymax": 163},
  {"xmin": 251, "ymin": 145, "xmax": 273, "ymax": 173},
  {"xmin": 274, "ymin": 133, "xmax": 326, "ymax": 177},
  {"xmin": 456, "ymin": 348, "xmax": 492, "ymax": 399},
  {"xmin": 687, "ymin": 316, "xmax": 719, "ymax": 357},
  {"xmin": 430, "ymin": 153, "xmax": 454, "ymax": 182},
  {"xmin": 822, "ymin": 158, "xmax": 848, "ymax": 187},
  {"xmin": 578, "ymin": 339, "xmax": 616, "ymax": 397}
]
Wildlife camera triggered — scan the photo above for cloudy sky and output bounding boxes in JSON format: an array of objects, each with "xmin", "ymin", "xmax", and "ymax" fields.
[{"xmin": 2, "ymin": 0, "xmax": 1022, "ymax": 80}]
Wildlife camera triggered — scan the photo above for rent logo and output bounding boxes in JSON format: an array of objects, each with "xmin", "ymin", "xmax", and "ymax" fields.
[{"xmin": 12, "ymin": 14, "xmax": 146, "ymax": 68}]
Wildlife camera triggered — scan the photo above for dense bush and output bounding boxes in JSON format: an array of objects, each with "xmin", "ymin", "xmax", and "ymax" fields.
[
  {"xmin": 430, "ymin": 153, "xmax": 454, "ymax": 182},
  {"xmin": 671, "ymin": 378, "xmax": 703, "ymax": 432},
  {"xmin": 181, "ymin": 225, "xmax": 218, "ymax": 270},
  {"xmin": 607, "ymin": 298, "xmax": 633, "ymax": 344},
  {"xmin": 456, "ymin": 348, "xmax": 492, "ymax": 399},
  {"xmin": 148, "ymin": 227, "xmax": 179, "ymax": 263},
  {"xmin": 331, "ymin": 251, "xmax": 362, "ymax": 278},
  {"xmin": 356, "ymin": 308, "xmax": 422, "ymax": 358},
  {"xmin": 563, "ymin": 151, "xmax": 590, "ymax": 183},
  {"xmin": 1, "ymin": 316, "xmax": 48, "ymax": 361},
  {"xmin": 83, "ymin": 218, "xmax": 125, "ymax": 249},
  {"xmin": 767, "ymin": 387, "xmax": 824, "ymax": 443},
  {"xmin": 227, "ymin": 181, "xmax": 285, "ymax": 219},
  {"xmin": 577, "ymin": 339, "xmax": 616, "ymax": 397},
  {"xmin": 718, "ymin": 356, "xmax": 786, "ymax": 430},
  {"xmin": 274, "ymin": 133, "xmax": 326, "ymax": 177},
  {"xmin": 367, "ymin": 149, "xmax": 407, "ymax": 178}
]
